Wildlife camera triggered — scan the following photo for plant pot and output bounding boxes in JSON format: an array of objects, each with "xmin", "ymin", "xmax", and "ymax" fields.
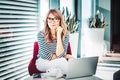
[
  {"xmin": 84, "ymin": 28, "xmax": 106, "ymax": 57},
  {"xmin": 69, "ymin": 33, "xmax": 79, "ymax": 58}
]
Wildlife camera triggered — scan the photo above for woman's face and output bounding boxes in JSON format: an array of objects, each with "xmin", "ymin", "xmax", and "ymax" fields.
[{"xmin": 47, "ymin": 13, "xmax": 60, "ymax": 30}]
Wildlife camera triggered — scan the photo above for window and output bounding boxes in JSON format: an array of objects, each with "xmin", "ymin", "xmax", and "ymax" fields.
[
  {"xmin": 81, "ymin": 0, "xmax": 93, "ymax": 57},
  {"xmin": 39, "ymin": 0, "xmax": 49, "ymax": 30},
  {"xmin": 0, "ymin": 0, "xmax": 38, "ymax": 79},
  {"xmin": 60, "ymin": 0, "xmax": 74, "ymax": 19}
]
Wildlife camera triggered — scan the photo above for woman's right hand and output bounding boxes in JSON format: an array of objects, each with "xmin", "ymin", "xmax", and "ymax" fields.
[{"xmin": 51, "ymin": 54, "xmax": 57, "ymax": 60}]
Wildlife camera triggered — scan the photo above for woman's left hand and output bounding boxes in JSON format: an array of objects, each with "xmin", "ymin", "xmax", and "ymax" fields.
[
  {"xmin": 64, "ymin": 54, "xmax": 74, "ymax": 60},
  {"xmin": 56, "ymin": 26, "xmax": 63, "ymax": 35}
]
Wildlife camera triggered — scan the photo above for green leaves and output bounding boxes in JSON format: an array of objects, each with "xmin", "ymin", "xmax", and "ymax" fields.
[
  {"xmin": 65, "ymin": 14, "xmax": 80, "ymax": 33},
  {"xmin": 88, "ymin": 10, "xmax": 108, "ymax": 28}
]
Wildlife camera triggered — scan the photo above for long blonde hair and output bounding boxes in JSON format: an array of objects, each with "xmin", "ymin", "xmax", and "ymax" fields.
[{"xmin": 43, "ymin": 9, "xmax": 67, "ymax": 43}]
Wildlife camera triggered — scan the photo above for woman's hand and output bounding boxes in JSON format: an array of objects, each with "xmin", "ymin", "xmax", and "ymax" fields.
[
  {"xmin": 56, "ymin": 26, "xmax": 64, "ymax": 56},
  {"xmin": 51, "ymin": 54, "xmax": 57, "ymax": 60},
  {"xmin": 64, "ymin": 54, "xmax": 74, "ymax": 60},
  {"xmin": 56, "ymin": 26, "xmax": 63, "ymax": 36}
]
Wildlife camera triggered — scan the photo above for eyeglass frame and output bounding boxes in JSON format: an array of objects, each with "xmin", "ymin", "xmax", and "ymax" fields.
[{"xmin": 47, "ymin": 17, "xmax": 60, "ymax": 22}]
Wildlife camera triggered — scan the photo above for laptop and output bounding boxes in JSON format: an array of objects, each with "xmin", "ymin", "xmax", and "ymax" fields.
[{"xmin": 65, "ymin": 56, "xmax": 101, "ymax": 79}]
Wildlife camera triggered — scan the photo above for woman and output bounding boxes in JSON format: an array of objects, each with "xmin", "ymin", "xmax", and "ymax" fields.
[{"xmin": 35, "ymin": 9, "xmax": 73, "ymax": 78}]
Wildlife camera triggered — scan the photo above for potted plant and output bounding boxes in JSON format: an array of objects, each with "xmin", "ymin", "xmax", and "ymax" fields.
[
  {"xmin": 86, "ymin": 10, "xmax": 108, "ymax": 41},
  {"xmin": 84, "ymin": 10, "xmax": 108, "ymax": 57},
  {"xmin": 61, "ymin": 6, "xmax": 80, "ymax": 58},
  {"xmin": 65, "ymin": 14, "xmax": 80, "ymax": 58},
  {"xmin": 88, "ymin": 10, "xmax": 108, "ymax": 28},
  {"xmin": 65, "ymin": 14, "xmax": 80, "ymax": 33}
]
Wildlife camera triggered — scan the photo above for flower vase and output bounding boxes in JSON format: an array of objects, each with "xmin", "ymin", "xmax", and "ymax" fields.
[
  {"xmin": 84, "ymin": 28, "xmax": 105, "ymax": 57},
  {"xmin": 69, "ymin": 33, "xmax": 79, "ymax": 58}
]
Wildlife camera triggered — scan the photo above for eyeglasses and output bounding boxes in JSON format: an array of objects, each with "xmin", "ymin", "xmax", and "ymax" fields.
[{"xmin": 47, "ymin": 17, "xmax": 60, "ymax": 22}]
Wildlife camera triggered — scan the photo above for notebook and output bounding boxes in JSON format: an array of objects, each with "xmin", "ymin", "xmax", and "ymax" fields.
[{"xmin": 65, "ymin": 56, "xmax": 100, "ymax": 79}]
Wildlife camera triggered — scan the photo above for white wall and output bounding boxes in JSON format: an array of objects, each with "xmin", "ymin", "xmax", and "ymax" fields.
[
  {"xmin": 39, "ymin": 0, "xmax": 49, "ymax": 31},
  {"xmin": 81, "ymin": 0, "xmax": 92, "ymax": 57},
  {"xmin": 99, "ymin": 0, "xmax": 110, "ymax": 11}
]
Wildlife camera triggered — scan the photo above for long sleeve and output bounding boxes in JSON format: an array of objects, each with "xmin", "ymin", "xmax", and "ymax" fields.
[
  {"xmin": 37, "ymin": 31, "xmax": 54, "ymax": 60},
  {"xmin": 57, "ymin": 34, "xmax": 69, "ymax": 58},
  {"xmin": 37, "ymin": 31, "xmax": 69, "ymax": 60}
]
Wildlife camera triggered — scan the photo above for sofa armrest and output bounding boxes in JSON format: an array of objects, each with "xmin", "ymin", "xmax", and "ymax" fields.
[
  {"xmin": 67, "ymin": 42, "xmax": 72, "ymax": 55},
  {"xmin": 28, "ymin": 58, "xmax": 40, "ymax": 76},
  {"xmin": 28, "ymin": 42, "xmax": 40, "ymax": 76}
]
